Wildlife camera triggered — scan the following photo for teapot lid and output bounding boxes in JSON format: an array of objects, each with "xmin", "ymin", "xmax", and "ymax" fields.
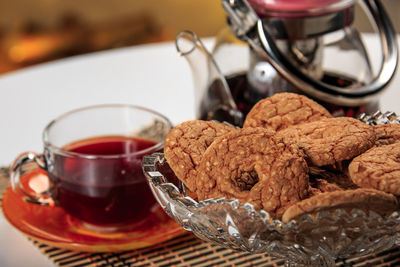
[{"xmin": 248, "ymin": 0, "xmax": 355, "ymax": 17}]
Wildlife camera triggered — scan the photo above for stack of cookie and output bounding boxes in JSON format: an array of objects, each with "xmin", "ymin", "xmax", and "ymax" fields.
[{"xmin": 164, "ymin": 93, "xmax": 399, "ymax": 222}]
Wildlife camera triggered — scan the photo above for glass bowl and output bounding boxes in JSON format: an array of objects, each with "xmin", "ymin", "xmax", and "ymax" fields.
[{"xmin": 142, "ymin": 111, "xmax": 400, "ymax": 266}]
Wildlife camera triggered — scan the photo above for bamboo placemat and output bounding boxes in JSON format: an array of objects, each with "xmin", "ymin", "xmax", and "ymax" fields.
[{"xmin": 1, "ymin": 166, "xmax": 400, "ymax": 267}]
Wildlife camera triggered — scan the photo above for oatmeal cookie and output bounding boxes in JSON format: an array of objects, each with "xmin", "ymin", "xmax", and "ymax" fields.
[
  {"xmin": 282, "ymin": 188, "xmax": 398, "ymax": 223},
  {"xmin": 309, "ymin": 179, "xmax": 343, "ymax": 195},
  {"xmin": 278, "ymin": 117, "xmax": 375, "ymax": 167},
  {"xmin": 243, "ymin": 92, "xmax": 332, "ymax": 131},
  {"xmin": 196, "ymin": 127, "xmax": 309, "ymax": 218},
  {"xmin": 309, "ymin": 167, "xmax": 358, "ymax": 190},
  {"xmin": 164, "ymin": 120, "xmax": 234, "ymax": 192},
  {"xmin": 373, "ymin": 123, "xmax": 400, "ymax": 146},
  {"xmin": 348, "ymin": 142, "xmax": 400, "ymax": 195}
]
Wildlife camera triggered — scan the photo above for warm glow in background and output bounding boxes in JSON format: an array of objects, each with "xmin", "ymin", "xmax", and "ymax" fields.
[
  {"xmin": 0, "ymin": 0, "xmax": 398, "ymax": 74},
  {"xmin": 0, "ymin": 0, "xmax": 227, "ymax": 37}
]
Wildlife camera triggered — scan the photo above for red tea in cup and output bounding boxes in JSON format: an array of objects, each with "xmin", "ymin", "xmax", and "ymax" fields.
[
  {"xmin": 52, "ymin": 135, "xmax": 159, "ymax": 226},
  {"xmin": 10, "ymin": 104, "xmax": 172, "ymax": 231}
]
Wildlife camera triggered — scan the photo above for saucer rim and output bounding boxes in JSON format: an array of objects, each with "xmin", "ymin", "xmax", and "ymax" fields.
[{"xmin": 1, "ymin": 169, "xmax": 185, "ymax": 252}]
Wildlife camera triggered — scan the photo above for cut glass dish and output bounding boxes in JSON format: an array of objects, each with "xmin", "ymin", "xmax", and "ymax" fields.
[{"xmin": 142, "ymin": 112, "xmax": 400, "ymax": 266}]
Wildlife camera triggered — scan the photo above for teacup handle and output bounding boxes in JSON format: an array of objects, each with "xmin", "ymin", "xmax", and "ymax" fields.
[{"xmin": 10, "ymin": 152, "xmax": 55, "ymax": 206}]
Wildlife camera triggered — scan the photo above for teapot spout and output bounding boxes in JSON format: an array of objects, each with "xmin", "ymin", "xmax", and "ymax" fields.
[{"xmin": 175, "ymin": 31, "xmax": 243, "ymax": 126}]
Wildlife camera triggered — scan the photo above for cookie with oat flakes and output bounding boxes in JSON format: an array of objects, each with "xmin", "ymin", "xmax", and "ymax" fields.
[
  {"xmin": 196, "ymin": 127, "xmax": 309, "ymax": 219},
  {"xmin": 282, "ymin": 188, "xmax": 398, "ymax": 223},
  {"xmin": 243, "ymin": 92, "xmax": 332, "ymax": 131},
  {"xmin": 278, "ymin": 117, "xmax": 375, "ymax": 167},
  {"xmin": 309, "ymin": 179, "xmax": 343, "ymax": 196},
  {"xmin": 309, "ymin": 167, "xmax": 358, "ymax": 190},
  {"xmin": 349, "ymin": 142, "xmax": 400, "ymax": 196},
  {"xmin": 373, "ymin": 123, "xmax": 400, "ymax": 147},
  {"xmin": 164, "ymin": 120, "xmax": 234, "ymax": 192}
]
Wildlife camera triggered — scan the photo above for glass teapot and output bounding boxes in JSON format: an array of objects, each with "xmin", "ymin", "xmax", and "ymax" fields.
[{"xmin": 176, "ymin": 0, "xmax": 398, "ymax": 126}]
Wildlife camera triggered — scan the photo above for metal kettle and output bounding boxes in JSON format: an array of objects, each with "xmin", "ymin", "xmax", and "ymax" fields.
[{"xmin": 177, "ymin": 0, "xmax": 398, "ymax": 125}]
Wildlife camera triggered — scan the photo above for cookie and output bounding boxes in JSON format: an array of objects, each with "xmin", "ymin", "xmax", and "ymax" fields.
[
  {"xmin": 373, "ymin": 123, "xmax": 400, "ymax": 146},
  {"xmin": 309, "ymin": 167, "xmax": 358, "ymax": 190},
  {"xmin": 278, "ymin": 117, "xmax": 375, "ymax": 167},
  {"xmin": 309, "ymin": 179, "xmax": 343, "ymax": 195},
  {"xmin": 243, "ymin": 92, "xmax": 332, "ymax": 131},
  {"xmin": 282, "ymin": 188, "xmax": 398, "ymax": 223},
  {"xmin": 348, "ymin": 142, "xmax": 400, "ymax": 195},
  {"xmin": 164, "ymin": 120, "xmax": 234, "ymax": 192},
  {"xmin": 196, "ymin": 127, "xmax": 309, "ymax": 218}
]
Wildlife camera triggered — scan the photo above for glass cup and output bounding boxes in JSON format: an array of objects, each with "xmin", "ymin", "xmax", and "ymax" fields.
[{"xmin": 10, "ymin": 104, "xmax": 173, "ymax": 232}]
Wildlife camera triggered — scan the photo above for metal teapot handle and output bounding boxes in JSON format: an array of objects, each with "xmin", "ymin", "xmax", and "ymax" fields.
[{"xmin": 223, "ymin": 0, "xmax": 398, "ymax": 106}]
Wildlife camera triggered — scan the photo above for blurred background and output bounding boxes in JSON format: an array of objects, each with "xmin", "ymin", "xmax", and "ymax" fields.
[{"xmin": 0, "ymin": 0, "xmax": 399, "ymax": 75}]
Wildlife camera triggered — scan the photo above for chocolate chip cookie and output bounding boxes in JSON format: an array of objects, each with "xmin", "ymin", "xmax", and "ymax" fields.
[
  {"xmin": 243, "ymin": 92, "xmax": 332, "ymax": 131},
  {"xmin": 348, "ymin": 142, "xmax": 400, "ymax": 195},
  {"xmin": 196, "ymin": 127, "xmax": 309, "ymax": 218},
  {"xmin": 278, "ymin": 117, "xmax": 375, "ymax": 167},
  {"xmin": 164, "ymin": 120, "xmax": 234, "ymax": 192}
]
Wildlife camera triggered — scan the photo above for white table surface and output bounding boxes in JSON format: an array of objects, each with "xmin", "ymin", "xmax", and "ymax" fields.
[
  {"xmin": 0, "ymin": 34, "xmax": 399, "ymax": 267},
  {"xmin": 0, "ymin": 40, "xmax": 197, "ymax": 267}
]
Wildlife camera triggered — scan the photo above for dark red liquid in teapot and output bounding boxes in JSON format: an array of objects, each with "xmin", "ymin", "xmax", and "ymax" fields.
[
  {"xmin": 206, "ymin": 73, "xmax": 376, "ymax": 125},
  {"xmin": 51, "ymin": 136, "xmax": 158, "ymax": 226}
]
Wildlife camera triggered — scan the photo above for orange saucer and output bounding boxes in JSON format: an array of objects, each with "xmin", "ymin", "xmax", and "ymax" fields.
[{"xmin": 1, "ymin": 168, "xmax": 185, "ymax": 252}]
